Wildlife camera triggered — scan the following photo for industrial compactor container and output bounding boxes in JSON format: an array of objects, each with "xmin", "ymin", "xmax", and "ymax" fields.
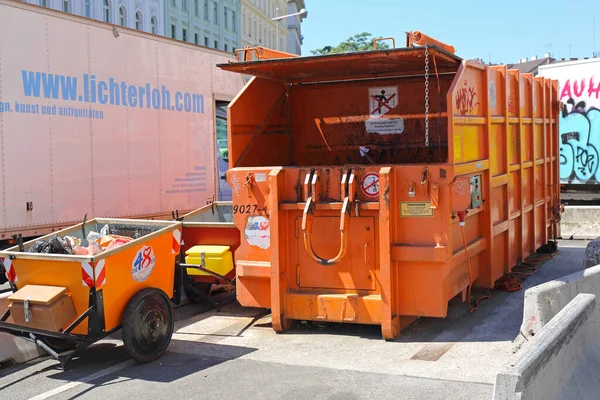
[{"xmin": 217, "ymin": 35, "xmax": 561, "ymax": 339}]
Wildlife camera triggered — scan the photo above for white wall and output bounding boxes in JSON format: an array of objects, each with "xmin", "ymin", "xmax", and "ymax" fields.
[{"xmin": 23, "ymin": 0, "xmax": 165, "ymax": 35}]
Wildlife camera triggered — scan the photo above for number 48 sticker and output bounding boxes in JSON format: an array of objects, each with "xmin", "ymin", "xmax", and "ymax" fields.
[{"xmin": 131, "ymin": 246, "xmax": 156, "ymax": 282}]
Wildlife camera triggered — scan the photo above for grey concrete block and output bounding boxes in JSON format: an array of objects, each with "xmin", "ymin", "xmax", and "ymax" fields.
[
  {"xmin": 583, "ymin": 239, "xmax": 600, "ymax": 269},
  {"xmin": 494, "ymin": 293, "xmax": 600, "ymax": 400}
]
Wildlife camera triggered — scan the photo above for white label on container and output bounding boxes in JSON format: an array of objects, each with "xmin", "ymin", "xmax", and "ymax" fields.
[
  {"xmin": 255, "ymin": 172, "xmax": 267, "ymax": 182},
  {"xmin": 132, "ymin": 246, "xmax": 156, "ymax": 282},
  {"xmin": 245, "ymin": 216, "xmax": 270, "ymax": 249},
  {"xmin": 365, "ymin": 118, "xmax": 404, "ymax": 135},
  {"xmin": 369, "ymin": 86, "xmax": 398, "ymax": 117}
]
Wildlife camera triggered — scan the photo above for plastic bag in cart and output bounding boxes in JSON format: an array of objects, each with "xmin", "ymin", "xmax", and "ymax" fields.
[{"xmin": 28, "ymin": 235, "xmax": 73, "ymax": 254}]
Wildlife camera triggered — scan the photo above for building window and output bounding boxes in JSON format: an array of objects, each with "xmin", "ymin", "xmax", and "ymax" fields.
[
  {"xmin": 103, "ymin": 0, "xmax": 110, "ymax": 23},
  {"xmin": 62, "ymin": 0, "xmax": 69, "ymax": 13},
  {"xmin": 224, "ymin": 7, "xmax": 228, "ymax": 29},
  {"xmin": 213, "ymin": 1, "xmax": 218, "ymax": 25},
  {"xmin": 119, "ymin": 6, "xmax": 126, "ymax": 27},
  {"xmin": 204, "ymin": 36, "xmax": 209, "ymax": 46},
  {"xmin": 224, "ymin": 44, "xmax": 228, "ymax": 52},
  {"xmin": 172, "ymin": 0, "xmax": 176, "ymax": 6},
  {"xmin": 182, "ymin": 28, "xmax": 187, "ymax": 42},
  {"xmin": 151, "ymin": 16, "xmax": 157, "ymax": 34},
  {"xmin": 232, "ymin": 11, "xmax": 236, "ymax": 33},
  {"xmin": 171, "ymin": 24, "xmax": 176, "ymax": 39},
  {"xmin": 214, "ymin": 40, "xmax": 218, "ymax": 49},
  {"xmin": 40, "ymin": 0, "xmax": 47, "ymax": 6},
  {"xmin": 85, "ymin": 0, "xmax": 91, "ymax": 17},
  {"xmin": 194, "ymin": 33, "xmax": 199, "ymax": 44},
  {"xmin": 135, "ymin": 12, "xmax": 142, "ymax": 30},
  {"xmin": 194, "ymin": 0, "xmax": 199, "ymax": 16},
  {"xmin": 204, "ymin": 0, "xmax": 208, "ymax": 20},
  {"xmin": 182, "ymin": 0, "xmax": 188, "ymax": 12}
]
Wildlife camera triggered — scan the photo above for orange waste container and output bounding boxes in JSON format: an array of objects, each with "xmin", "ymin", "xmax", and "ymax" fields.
[{"xmin": 217, "ymin": 35, "xmax": 561, "ymax": 339}]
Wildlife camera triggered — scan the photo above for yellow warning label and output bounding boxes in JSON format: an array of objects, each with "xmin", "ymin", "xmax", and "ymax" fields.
[
  {"xmin": 454, "ymin": 134, "xmax": 461, "ymax": 161},
  {"xmin": 400, "ymin": 202, "xmax": 434, "ymax": 217}
]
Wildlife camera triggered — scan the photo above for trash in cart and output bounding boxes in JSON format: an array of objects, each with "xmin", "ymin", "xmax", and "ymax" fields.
[
  {"xmin": 0, "ymin": 218, "xmax": 183, "ymax": 368},
  {"xmin": 28, "ymin": 223, "xmax": 135, "ymax": 256}
]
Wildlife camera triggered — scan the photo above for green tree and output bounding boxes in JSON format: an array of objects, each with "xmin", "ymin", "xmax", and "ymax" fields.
[{"xmin": 310, "ymin": 32, "xmax": 390, "ymax": 55}]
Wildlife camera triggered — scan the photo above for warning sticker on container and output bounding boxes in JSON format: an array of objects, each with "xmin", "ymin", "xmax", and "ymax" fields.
[
  {"xmin": 245, "ymin": 216, "xmax": 270, "ymax": 249},
  {"xmin": 400, "ymin": 202, "xmax": 434, "ymax": 217},
  {"xmin": 361, "ymin": 172, "xmax": 380, "ymax": 197},
  {"xmin": 369, "ymin": 86, "xmax": 398, "ymax": 117},
  {"xmin": 365, "ymin": 118, "xmax": 404, "ymax": 135}
]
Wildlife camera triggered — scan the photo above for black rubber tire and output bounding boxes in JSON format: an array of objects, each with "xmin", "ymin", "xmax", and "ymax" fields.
[
  {"xmin": 183, "ymin": 283, "xmax": 212, "ymax": 303},
  {"xmin": 122, "ymin": 288, "xmax": 174, "ymax": 364}
]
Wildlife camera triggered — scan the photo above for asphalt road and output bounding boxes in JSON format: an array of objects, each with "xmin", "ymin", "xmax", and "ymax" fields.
[{"xmin": 0, "ymin": 240, "xmax": 588, "ymax": 400}]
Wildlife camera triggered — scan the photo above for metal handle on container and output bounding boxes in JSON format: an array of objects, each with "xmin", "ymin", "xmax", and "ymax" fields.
[{"xmin": 302, "ymin": 197, "xmax": 350, "ymax": 267}]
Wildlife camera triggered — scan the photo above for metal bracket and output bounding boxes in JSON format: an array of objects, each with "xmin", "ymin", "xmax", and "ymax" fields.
[{"xmin": 24, "ymin": 296, "xmax": 32, "ymax": 323}]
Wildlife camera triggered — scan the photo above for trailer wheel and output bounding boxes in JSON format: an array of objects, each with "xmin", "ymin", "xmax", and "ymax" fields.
[{"xmin": 122, "ymin": 288, "xmax": 174, "ymax": 364}]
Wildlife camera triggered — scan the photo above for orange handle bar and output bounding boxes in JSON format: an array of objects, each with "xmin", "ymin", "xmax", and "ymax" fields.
[
  {"xmin": 373, "ymin": 37, "xmax": 396, "ymax": 50},
  {"xmin": 301, "ymin": 197, "xmax": 350, "ymax": 266}
]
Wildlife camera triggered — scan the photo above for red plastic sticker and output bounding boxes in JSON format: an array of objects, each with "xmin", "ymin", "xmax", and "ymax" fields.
[{"xmin": 361, "ymin": 173, "xmax": 380, "ymax": 197}]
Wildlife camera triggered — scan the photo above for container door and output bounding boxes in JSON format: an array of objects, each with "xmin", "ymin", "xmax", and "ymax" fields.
[
  {"xmin": 295, "ymin": 216, "xmax": 377, "ymax": 291},
  {"xmin": 215, "ymin": 101, "xmax": 232, "ymax": 201}
]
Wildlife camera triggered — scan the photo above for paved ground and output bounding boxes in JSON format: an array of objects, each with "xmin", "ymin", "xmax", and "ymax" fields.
[{"xmin": 0, "ymin": 240, "xmax": 589, "ymax": 400}]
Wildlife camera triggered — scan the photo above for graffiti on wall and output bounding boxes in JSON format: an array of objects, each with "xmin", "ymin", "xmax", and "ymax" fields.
[
  {"xmin": 455, "ymin": 80, "xmax": 480, "ymax": 115},
  {"xmin": 559, "ymin": 76, "xmax": 600, "ymax": 184}
]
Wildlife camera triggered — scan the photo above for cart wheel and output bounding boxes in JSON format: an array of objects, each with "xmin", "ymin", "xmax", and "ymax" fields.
[
  {"xmin": 41, "ymin": 336, "xmax": 77, "ymax": 352},
  {"xmin": 122, "ymin": 288, "xmax": 174, "ymax": 364},
  {"xmin": 183, "ymin": 283, "xmax": 212, "ymax": 303}
]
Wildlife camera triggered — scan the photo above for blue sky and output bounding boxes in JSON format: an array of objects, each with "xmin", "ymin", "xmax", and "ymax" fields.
[{"xmin": 300, "ymin": 0, "xmax": 598, "ymax": 64}]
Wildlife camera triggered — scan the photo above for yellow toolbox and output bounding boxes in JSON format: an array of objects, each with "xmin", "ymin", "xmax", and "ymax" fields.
[{"xmin": 185, "ymin": 245, "xmax": 234, "ymax": 277}]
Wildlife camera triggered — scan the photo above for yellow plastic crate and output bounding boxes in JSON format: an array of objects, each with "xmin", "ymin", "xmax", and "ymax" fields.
[{"xmin": 185, "ymin": 245, "xmax": 234, "ymax": 277}]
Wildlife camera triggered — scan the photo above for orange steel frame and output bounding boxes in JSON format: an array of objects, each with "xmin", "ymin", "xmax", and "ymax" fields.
[{"xmin": 220, "ymin": 47, "xmax": 561, "ymax": 339}]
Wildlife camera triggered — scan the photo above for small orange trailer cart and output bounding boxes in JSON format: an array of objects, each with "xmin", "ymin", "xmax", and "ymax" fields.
[
  {"xmin": 0, "ymin": 218, "xmax": 182, "ymax": 367},
  {"xmin": 217, "ymin": 32, "xmax": 562, "ymax": 339},
  {"xmin": 176, "ymin": 202, "xmax": 240, "ymax": 309}
]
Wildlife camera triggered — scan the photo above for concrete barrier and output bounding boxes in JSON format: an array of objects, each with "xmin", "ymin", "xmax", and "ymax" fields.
[
  {"xmin": 494, "ymin": 293, "xmax": 600, "ymax": 400},
  {"xmin": 560, "ymin": 206, "xmax": 600, "ymax": 240},
  {"xmin": 0, "ymin": 292, "xmax": 45, "ymax": 367},
  {"xmin": 518, "ymin": 264, "xmax": 600, "ymax": 340}
]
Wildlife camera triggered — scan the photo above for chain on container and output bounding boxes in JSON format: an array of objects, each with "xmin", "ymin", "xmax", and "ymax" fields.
[{"xmin": 424, "ymin": 45, "xmax": 430, "ymax": 147}]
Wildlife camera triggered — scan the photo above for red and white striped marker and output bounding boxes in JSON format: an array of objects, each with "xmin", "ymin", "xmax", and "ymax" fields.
[
  {"xmin": 172, "ymin": 229, "xmax": 182, "ymax": 254},
  {"xmin": 94, "ymin": 259, "xmax": 106, "ymax": 288},
  {"xmin": 81, "ymin": 260, "xmax": 107, "ymax": 288},
  {"xmin": 1, "ymin": 257, "xmax": 17, "ymax": 283},
  {"xmin": 81, "ymin": 261, "xmax": 94, "ymax": 287}
]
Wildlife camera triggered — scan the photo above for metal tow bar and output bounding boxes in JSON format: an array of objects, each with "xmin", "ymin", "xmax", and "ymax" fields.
[{"xmin": 301, "ymin": 169, "xmax": 355, "ymax": 266}]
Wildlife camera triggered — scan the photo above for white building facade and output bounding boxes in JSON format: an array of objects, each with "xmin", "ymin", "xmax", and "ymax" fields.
[
  {"xmin": 23, "ymin": 0, "xmax": 165, "ymax": 36},
  {"xmin": 241, "ymin": 0, "xmax": 287, "ymax": 52},
  {"xmin": 164, "ymin": 0, "xmax": 241, "ymax": 52},
  {"xmin": 285, "ymin": 0, "xmax": 304, "ymax": 55}
]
